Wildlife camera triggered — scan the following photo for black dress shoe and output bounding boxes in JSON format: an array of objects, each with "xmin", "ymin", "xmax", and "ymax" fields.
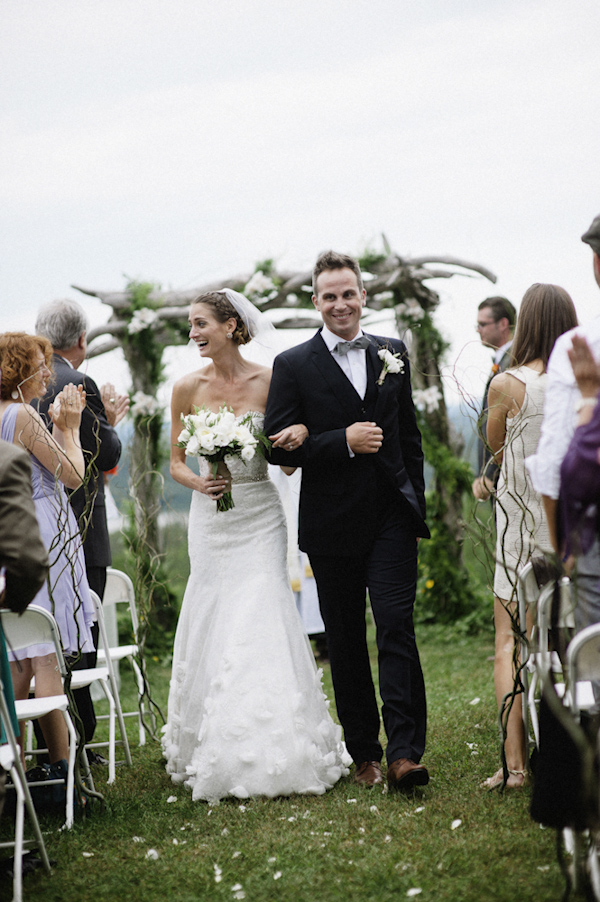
[{"xmin": 87, "ymin": 751, "xmax": 110, "ymax": 767}]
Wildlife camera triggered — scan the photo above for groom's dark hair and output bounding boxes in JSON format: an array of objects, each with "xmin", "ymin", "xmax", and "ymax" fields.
[{"xmin": 312, "ymin": 251, "xmax": 364, "ymax": 295}]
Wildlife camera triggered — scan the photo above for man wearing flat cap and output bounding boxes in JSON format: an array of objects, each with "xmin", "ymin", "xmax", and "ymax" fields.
[{"xmin": 527, "ymin": 212, "xmax": 600, "ymax": 628}]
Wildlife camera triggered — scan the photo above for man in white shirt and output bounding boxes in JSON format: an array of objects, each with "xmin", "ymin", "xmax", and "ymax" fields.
[
  {"xmin": 527, "ymin": 213, "xmax": 600, "ymax": 626},
  {"xmin": 472, "ymin": 297, "xmax": 516, "ymax": 501}
]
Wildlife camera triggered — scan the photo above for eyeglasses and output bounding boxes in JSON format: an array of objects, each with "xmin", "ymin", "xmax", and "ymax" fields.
[{"xmin": 475, "ymin": 320, "xmax": 496, "ymax": 331}]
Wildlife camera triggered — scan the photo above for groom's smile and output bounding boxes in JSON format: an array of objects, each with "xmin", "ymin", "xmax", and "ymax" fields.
[{"xmin": 312, "ymin": 268, "xmax": 366, "ymax": 341}]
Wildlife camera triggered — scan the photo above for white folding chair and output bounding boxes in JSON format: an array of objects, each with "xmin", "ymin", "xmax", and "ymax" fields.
[
  {"xmin": 96, "ymin": 568, "xmax": 147, "ymax": 746},
  {"xmin": 0, "ymin": 673, "xmax": 52, "ymax": 902},
  {"xmin": 565, "ymin": 623, "xmax": 600, "ymax": 718},
  {"xmin": 0, "ymin": 606, "xmax": 78, "ymax": 829},
  {"xmin": 70, "ymin": 590, "xmax": 133, "ymax": 781},
  {"xmin": 527, "ymin": 577, "xmax": 575, "ymax": 747},
  {"xmin": 15, "ymin": 593, "xmax": 131, "ymax": 787}
]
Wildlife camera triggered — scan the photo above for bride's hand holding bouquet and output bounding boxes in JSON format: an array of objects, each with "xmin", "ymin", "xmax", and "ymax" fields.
[{"xmin": 177, "ymin": 404, "xmax": 270, "ymax": 511}]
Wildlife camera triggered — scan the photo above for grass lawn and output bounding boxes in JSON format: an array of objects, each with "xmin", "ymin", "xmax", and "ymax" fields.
[{"xmin": 4, "ymin": 618, "xmax": 568, "ymax": 902}]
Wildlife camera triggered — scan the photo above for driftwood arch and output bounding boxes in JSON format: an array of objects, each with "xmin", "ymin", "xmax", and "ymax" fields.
[{"xmin": 76, "ymin": 241, "xmax": 496, "ymax": 625}]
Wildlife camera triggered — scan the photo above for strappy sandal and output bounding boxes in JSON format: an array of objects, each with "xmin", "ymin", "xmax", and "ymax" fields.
[{"xmin": 480, "ymin": 767, "xmax": 528, "ymax": 790}]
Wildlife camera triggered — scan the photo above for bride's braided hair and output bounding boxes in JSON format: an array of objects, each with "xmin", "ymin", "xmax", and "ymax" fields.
[{"xmin": 191, "ymin": 292, "xmax": 251, "ymax": 346}]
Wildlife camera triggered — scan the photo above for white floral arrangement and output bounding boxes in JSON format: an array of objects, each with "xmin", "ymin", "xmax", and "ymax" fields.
[
  {"xmin": 130, "ymin": 391, "xmax": 163, "ymax": 419},
  {"xmin": 128, "ymin": 307, "xmax": 160, "ymax": 334},
  {"xmin": 377, "ymin": 347, "xmax": 405, "ymax": 386},
  {"xmin": 243, "ymin": 271, "xmax": 279, "ymax": 303},
  {"xmin": 413, "ymin": 385, "xmax": 442, "ymax": 414},
  {"xmin": 177, "ymin": 404, "xmax": 269, "ymax": 511}
]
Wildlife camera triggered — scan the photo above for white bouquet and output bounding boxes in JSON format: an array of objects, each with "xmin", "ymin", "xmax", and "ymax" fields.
[{"xmin": 177, "ymin": 404, "xmax": 269, "ymax": 511}]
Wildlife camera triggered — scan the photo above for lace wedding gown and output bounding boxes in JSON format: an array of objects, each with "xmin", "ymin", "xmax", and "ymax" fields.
[{"xmin": 162, "ymin": 413, "xmax": 350, "ymax": 802}]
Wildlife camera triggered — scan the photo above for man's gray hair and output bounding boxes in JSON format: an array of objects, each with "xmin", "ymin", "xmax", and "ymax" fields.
[{"xmin": 35, "ymin": 299, "xmax": 88, "ymax": 350}]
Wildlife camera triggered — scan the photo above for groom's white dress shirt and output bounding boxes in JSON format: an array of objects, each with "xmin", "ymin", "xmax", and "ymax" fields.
[{"xmin": 320, "ymin": 324, "xmax": 367, "ymax": 399}]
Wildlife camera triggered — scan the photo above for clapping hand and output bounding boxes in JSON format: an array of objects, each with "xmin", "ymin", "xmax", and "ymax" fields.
[
  {"xmin": 568, "ymin": 335, "xmax": 600, "ymax": 398},
  {"xmin": 50, "ymin": 383, "xmax": 86, "ymax": 431},
  {"xmin": 101, "ymin": 383, "xmax": 130, "ymax": 426}
]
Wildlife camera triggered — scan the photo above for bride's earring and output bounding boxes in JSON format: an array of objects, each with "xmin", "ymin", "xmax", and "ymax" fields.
[
  {"xmin": 226, "ymin": 333, "xmax": 233, "ymax": 340},
  {"xmin": 11, "ymin": 390, "xmax": 19, "ymax": 400}
]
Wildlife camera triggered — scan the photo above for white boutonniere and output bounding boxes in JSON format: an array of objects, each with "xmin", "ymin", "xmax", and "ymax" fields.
[{"xmin": 377, "ymin": 347, "xmax": 405, "ymax": 385}]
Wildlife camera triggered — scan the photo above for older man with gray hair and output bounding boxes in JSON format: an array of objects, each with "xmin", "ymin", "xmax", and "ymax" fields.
[{"xmin": 34, "ymin": 298, "xmax": 129, "ymax": 748}]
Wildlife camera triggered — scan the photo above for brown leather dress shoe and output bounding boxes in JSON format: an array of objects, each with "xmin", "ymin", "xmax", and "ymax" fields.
[
  {"xmin": 354, "ymin": 761, "xmax": 384, "ymax": 787},
  {"xmin": 387, "ymin": 758, "xmax": 429, "ymax": 792}
]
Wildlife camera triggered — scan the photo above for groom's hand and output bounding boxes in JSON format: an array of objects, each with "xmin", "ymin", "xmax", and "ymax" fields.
[{"xmin": 346, "ymin": 422, "xmax": 383, "ymax": 454}]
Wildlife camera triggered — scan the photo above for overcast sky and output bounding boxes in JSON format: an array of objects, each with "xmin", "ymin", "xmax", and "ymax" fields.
[{"xmin": 2, "ymin": 0, "xmax": 599, "ymax": 410}]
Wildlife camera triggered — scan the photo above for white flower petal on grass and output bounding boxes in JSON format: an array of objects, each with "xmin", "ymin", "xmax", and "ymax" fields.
[
  {"xmin": 267, "ymin": 856, "xmax": 277, "ymax": 863},
  {"xmin": 82, "ymin": 852, "xmax": 94, "ymax": 858},
  {"xmin": 273, "ymin": 871, "xmax": 282, "ymax": 880},
  {"xmin": 238, "ymin": 805, "xmax": 246, "ymax": 812},
  {"xmin": 407, "ymin": 889, "xmax": 422, "ymax": 898},
  {"xmin": 369, "ymin": 805, "xmax": 379, "ymax": 813},
  {"xmin": 384, "ymin": 835, "xmax": 392, "ymax": 843},
  {"xmin": 469, "ymin": 697, "xmax": 481, "ymax": 706},
  {"xmin": 232, "ymin": 851, "xmax": 242, "ymax": 859},
  {"xmin": 166, "ymin": 795, "xmax": 177, "ymax": 803},
  {"xmin": 233, "ymin": 893, "xmax": 246, "ymax": 900},
  {"xmin": 214, "ymin": 863, "xmax": 222, "ymax": 883},
  {"xmin": 451, "ymin": 819, "xmax": 462, "ymax": 830},
  {"xmin": 347, "ymin": 798, "xmax": 357, "ymax": 804},
  {"xmin": 538, "ymin": 865, "xmax": 550, "ymax": 872},
  {"xmin": 415, "ymin": 806, "xmax": 425, "ymax": 813},
  {"xmin": 232, "ymin": 884, "xmax": 243, "ymax": 892},
  {"xmin": 146, "ymin": 849, "xmax": 159, "ymax": 860},
  {"xmin": 288, "ymin": 816, "xmax": 296, "ymax": 822},
  {"xmin": 132, "ymin": 836, "xmax": 144, "ymax": 843},
  {"xmin": 172, "ymin": 839, "xmax": 178, "ymax": 845}
]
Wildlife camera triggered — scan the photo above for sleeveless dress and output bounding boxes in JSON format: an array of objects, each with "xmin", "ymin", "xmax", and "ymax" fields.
[
  {"xmin": 493, "ymin": 366, "xmax": 552, "ymax": 600},
  {"xmin": 162, "ymin": 413, "xmax": 351, "ymax": 802},
  {"xmin": 0, "ymin": 403, "xmax": 95, "ymax": 659}
]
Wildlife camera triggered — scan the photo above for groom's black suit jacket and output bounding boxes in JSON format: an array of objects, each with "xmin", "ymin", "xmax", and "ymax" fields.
[{"xmin": 265, "ymin": 330, "xmax": 429, "ymax": 555}]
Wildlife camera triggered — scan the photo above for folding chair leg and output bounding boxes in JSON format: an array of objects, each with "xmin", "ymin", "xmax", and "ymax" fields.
[
  {"xmin": 131, "ymin": 659, "xmax": 146, "ymax": 746},
  {"xmin": 63, "ymin": 710, "xmax": 78, "ymax": 829}
]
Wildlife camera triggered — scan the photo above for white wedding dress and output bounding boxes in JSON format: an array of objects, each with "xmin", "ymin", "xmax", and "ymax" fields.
[{"xmin": 162, "ymin": 413, "xmax": 350, "ymax": 802}]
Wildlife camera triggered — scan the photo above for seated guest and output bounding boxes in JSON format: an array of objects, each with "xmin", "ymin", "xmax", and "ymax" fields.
[
  {"xmin": 0, "ymin": 435, "xmax": 49, "ymax": 816},
  {"xmin": 0, "ymin": 332, "xmax": 95, "ymax": 765}
]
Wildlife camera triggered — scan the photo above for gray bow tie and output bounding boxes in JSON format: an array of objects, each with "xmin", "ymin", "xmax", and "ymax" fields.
[{"xmin": 333, "ymin": 335, "xmax": 371, "ymax": 356}]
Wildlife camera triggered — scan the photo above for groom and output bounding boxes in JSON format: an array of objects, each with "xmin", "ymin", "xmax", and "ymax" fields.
[{"xmin": 265, "ymin": 250, "xmax": 430, "ymax": 792}]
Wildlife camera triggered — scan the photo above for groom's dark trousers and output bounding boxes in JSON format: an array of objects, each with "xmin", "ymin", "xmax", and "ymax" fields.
[{"xmin": 265, "ymin": 330, "xmax": 429, "ymax": 765}]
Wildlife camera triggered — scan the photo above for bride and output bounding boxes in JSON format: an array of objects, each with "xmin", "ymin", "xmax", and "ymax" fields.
[{"xmin": 162, "ymin": 289, "xmax": 350, "ymax": 801}]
